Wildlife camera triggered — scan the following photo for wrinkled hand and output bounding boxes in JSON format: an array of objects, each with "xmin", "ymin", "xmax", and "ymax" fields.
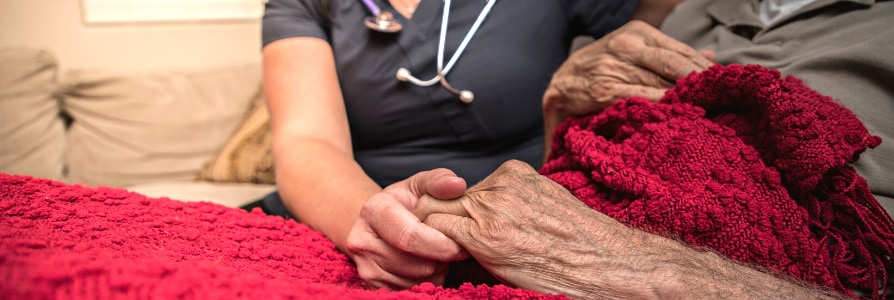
[
  {"xmin": 345, "ymin": 168, "xmax": 470, "ymax": 290},
  {"xmin": 544, "ymin": 20, "xmax": 716, "ymax": 119},
  {"xmin": 419, "ymin": 160, "xmax": 669, "ymax": 298}
]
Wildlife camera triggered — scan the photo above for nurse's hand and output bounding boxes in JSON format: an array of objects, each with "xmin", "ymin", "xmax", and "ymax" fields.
[{"xmin": 345, "ymin": 168, "xmax": 470, "ymax": 290}]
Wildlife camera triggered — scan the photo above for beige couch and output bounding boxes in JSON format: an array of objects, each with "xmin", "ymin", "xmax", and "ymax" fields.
[{"xmin": 0, "ymin": 46, "xmax": 276, "ymax": 207}]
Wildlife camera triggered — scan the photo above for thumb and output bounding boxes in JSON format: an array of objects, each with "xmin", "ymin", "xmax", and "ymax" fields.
[{"xmin": 402, "ymin": 168, "xmax": 467, "ymax": 200}]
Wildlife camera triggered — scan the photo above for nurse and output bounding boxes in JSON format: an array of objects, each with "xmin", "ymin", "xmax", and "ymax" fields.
[{"xmin": 248, "ymin": 0, "xmax": 682, "ymax": 290}]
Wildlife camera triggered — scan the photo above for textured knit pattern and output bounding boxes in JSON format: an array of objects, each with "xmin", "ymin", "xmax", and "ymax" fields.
[
  {"xmin": 0, "ymin": 175, "xmax": 557, "ymax": 299},
  {"xmin": 541, "ymin": 64, "xmax": 894, "ymax": 298}
]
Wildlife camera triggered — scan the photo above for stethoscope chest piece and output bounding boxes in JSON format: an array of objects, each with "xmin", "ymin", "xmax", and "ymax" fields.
[{"xmin": 364, "ymin": 11, "xmax": 402, "ymax": 33}]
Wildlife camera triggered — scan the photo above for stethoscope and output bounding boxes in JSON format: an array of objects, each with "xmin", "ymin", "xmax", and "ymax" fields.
[
  {"xmin": 360, "ymin": 0, "xmax": 497, "ymax": 104},
  {"xmin": 361, "ymin": 0, "xmax": 402, "ymax": 32}
]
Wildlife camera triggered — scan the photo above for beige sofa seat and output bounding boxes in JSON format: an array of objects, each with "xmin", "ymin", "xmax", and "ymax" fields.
[{"xmin": 0, "ymin": 46, "xmax": 275, "ymax": 207}]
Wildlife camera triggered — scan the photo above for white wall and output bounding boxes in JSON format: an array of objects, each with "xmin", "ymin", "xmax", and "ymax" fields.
[{"xmin": 0, "ymin": 0, "xmax": 261, "ymax": 72}]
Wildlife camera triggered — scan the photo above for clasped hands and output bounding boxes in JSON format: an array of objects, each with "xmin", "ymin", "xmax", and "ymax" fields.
[
  {"xmin": 344, "ymin": 21, "xmax": 716, "ymax": 294},
  {"xmin": 346, "ymin": 160, "xmax": 623, "ymax": 295},
  {"xmin": 350, "ymin": 160, "xmax": 682, "ymax": 298}
]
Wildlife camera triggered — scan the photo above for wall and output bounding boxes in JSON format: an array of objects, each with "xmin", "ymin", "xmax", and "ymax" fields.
[{"xmin": 0, "ymin": 0, "xmax": 261, "ymax": 72}]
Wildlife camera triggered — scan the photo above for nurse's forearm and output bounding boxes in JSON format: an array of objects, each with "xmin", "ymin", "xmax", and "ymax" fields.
[{"xmin": 272, "ymin": 136, "xmax": 381, "ymax": 252}]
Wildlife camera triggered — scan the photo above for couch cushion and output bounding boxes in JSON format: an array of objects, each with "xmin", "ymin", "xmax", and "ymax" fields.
[
  {"xmin": 0, "ymin": 46, "xmax": 66, "ymax": 180},
  {"xmin": 196, "ymin": 88, "xmax": 275, "ymax": 184},
  {"xmin": 59, "ymin": 63, "xmax": 261, "ymax": 187}
]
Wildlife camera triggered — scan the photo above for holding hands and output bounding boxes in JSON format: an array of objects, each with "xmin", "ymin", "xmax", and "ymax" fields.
[
  {"xmin": 347, "ymin": 21, "xmax": 718, "ymax": 293},
  {"xmin": 416, "ymin": 161, "xmax": 670, "ymax": 298},
  {"xmin": 345, "ymin": 169, "xmax": 470, "ymax": 290}
]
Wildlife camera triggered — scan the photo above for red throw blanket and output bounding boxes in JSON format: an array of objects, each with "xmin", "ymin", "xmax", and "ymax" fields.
[
  {"xmin": 0, "ymin": 175, "xmax": 552, "ymax": 299},
  {"xmin": 2, "ymin": 65, "xmax": 892, "ymax": 299},
  {"xmin": 541, "ymin": 64, "xmax": 894, "ymax": 298}
]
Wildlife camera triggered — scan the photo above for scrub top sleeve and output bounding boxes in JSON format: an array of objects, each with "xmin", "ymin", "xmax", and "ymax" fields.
[
  {"xmin": 563, "ymin": 0, "xmax": 640, "ymax": 38},
  {"xmin": 262, "ymin": 0, "xmax": 332, "ymax": 47}
]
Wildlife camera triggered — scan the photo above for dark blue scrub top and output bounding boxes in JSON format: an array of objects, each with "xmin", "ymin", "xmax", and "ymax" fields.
[{"xmin": 263, "ymin": 0, "xmax": 637, "ymax": 187}]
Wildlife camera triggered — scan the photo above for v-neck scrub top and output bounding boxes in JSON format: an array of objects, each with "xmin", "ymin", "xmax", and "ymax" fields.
[{"xmin": 263, "ymin": 0, "xmax": 638, "ymax": 187}]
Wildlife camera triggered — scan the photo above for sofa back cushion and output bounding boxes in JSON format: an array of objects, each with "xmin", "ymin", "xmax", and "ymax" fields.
[
  {"xmin": 59, "ymin": 63, "xmax": 261, "ymax": 187},
  {"xmin": 196, "ymin": 88, "xmax": 275, "ymax": 185},
  {"xmin": 0, "ymin": 46, "xmax": 66, "ymax": 180}
]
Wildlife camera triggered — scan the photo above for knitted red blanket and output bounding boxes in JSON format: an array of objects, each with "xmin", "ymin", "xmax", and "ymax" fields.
[
  {"xmin": 0, "ymin": 175, "xmax": 553, "ymax": 299},
  {"xmin": 2, "ymin": 65, "xmax": 892, "ymax": 299},
  {"xmin": 541, "ymin": 64, "xmax": 894, "ymax": 298}
]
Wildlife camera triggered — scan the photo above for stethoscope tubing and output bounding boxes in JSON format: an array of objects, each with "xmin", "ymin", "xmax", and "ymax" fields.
[
  {"xmin": 361, "ymin": 0, "xmax": 382, "ymax": 15},
  {"xmin": 360, "ymin": 0, "xmax": 496, "ymax": 103}
]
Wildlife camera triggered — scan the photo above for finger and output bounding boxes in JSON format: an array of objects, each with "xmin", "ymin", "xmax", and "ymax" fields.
[
  {"xmin": 596, "ymin": 82, "xmax": 667, "ymax": 102},
  {"xmin": 565, "ymin": 82, "xmax": 666, "ymax": 116},
  {"xmin": 424, "ymin": 213, "xmax": 476, "ymax": 247},
  {"xmin": 370, "ymin": 250, "xmax": 451, "ymax": 281},
  {"xmin": 359, "ymin": 263, "xmax": 424, "ymax": 290},
  {"xmin": 612, "ymin": 22, "xmax": 713, "ymax": 79},
  {"xmin": 413, "ymin": 194, "xmax": 470, "ymax": 221},
  {"xmin": 367, "ymin": 195, "xmax": 468, "ymax": 262},
  {"xmin": 629, "ymin": 46, "xmax": 712, "ymax": 83},
  {"xmin": 699, "ymin": 49, "xmax": 717, "ymax": 62},
  {"xmin": 633, "ymin": 24, "xmax": 715, "ymax": 70},
  {"xmin": 362, "ymin": 264, "xmax": 450, "ymax": 291}
]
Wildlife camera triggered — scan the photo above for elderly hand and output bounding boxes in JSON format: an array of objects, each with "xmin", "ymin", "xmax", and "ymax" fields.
[
  {"xmin": 545, "ymin": 20, "xmax": 715, "ymax": 116},
  {"xmin": 418, "ymin": 160, "xmax": 671, "ymax": 298},
  {"xmin": 418, "ymin": 161, "xmax": 841, "ymax": 299},
  {"xmin": 345, "ymin": 168, "xmax": 470, "ymax": 290},
  {"xmin": 542, "ymin": 21, "xmax": 715, "ymax": 160}
]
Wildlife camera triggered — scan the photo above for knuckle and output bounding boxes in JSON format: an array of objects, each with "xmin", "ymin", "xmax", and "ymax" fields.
[
  {"xmin": 360, "ymin": 194, "xmax": 391, "ymax": 218},
  {"xmin": 356, "ymin": 264, "xmax": 375, "ymax": 281},
  {"xmin": 344, "ymin": 232, "xmax": 367, "ymax": 254},
  {"xmin": 500, "ymin": 160, "xmax": 533, "ymax": 173},
  {"xmin": 605, "ymin": 34, "xmax": 639, "ymax": 53},
  {"xmin": 358, "ymin": 201, "xmax": 377, "ymax": 219},
  {"xmin": 588, "ymin": 81, "xmax": 620, "ymax": 104},
  {"xmin": 626, "ymin": 19, "xmax": 649, "ymax": 30},
  {"xmin": 662, "ymin": 55, "xmax": 685, "ymax": 74}
]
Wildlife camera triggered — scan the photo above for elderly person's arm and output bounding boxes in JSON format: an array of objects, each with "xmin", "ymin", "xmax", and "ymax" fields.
[{"xmin": 418, "ymin": 161, "xmax": 844, "ymax": 299}]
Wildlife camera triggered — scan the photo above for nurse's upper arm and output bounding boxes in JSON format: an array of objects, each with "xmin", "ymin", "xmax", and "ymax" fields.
[{"xmin": 262, "ymin": 37, "xmax": 353, "ymax": 156}]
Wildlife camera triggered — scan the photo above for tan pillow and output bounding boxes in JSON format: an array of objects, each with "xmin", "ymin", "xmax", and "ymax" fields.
[
  {"xmin": 0, "ymin": 46, "xmax": 66, "ymax": 180},
  {"xmin": 59, "ymin": 63, "xmax": 262, "ymax": 187},
  {"xmin": 196, "ymin": 88, "xmax": 275, "ymax": 184}
]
